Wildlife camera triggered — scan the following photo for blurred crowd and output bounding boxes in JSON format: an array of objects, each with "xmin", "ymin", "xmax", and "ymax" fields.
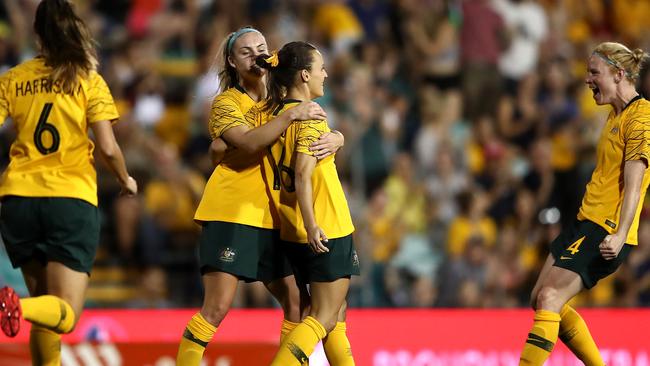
[{"xmin": 1, "ymin": 0, "xmax": 650, "ymax": 309}]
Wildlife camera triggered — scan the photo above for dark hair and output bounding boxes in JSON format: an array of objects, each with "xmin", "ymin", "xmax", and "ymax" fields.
[
  {"xmin": 215, "ymin": 26, "xmax": 263, "ymax": 93},
  {"xmin": 256, "ymin": 41, "xmax": 317, "ymax": 112},
  {"xmin": 34, "ymin": 0, "xmax": 98, "ymax": 94}
]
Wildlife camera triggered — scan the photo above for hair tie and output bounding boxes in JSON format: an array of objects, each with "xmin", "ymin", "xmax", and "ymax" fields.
[{"xmin": 265, "ymin": 51, "xmax": 279, "ymax": 67}]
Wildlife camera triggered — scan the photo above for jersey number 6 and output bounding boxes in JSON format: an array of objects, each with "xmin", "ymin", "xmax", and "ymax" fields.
[{"xmin": 34, "ymin": 103, "xmax": 61, "ymax": 155}]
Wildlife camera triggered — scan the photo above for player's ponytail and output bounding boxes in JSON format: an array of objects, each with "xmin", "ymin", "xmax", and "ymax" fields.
[
  {"xmin": 256, "ymin": 42, "xmax": 317, "ymax": 112},
  {"xmin": 34, "ymin": 0, "xmax": 98, "ymax": 94}
]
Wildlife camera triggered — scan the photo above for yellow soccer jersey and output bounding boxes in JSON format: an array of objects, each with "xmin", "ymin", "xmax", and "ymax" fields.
[
  {"xmin": 0, "ymin": 57, "xmax": 119, "ymax": 206},
  {"xmin": 268, "ymin": 101, "xmax": 354, "ymax": 243},
  {"xmin": 578, "ymin": 96, "xmax": 650, "ymax": 245},
  {"xmin": 194, "ymin": 86, "xmax": 280, "ymax": 229}
]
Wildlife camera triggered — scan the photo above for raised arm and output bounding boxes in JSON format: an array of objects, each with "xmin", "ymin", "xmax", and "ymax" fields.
[
  {"xmin": 91, "ymin": 120, "xmax": 137, "ymax": 196},
  {"xmin": 222, "ymin": 101, "xmax": 326, "ymax": 154},
  {"xmin": 295, "ymin": 152, "xmax": 329, "ymax": 253}
]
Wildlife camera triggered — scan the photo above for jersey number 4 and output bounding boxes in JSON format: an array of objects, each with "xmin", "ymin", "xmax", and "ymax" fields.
[
  {"xmin": 566, "ymin": 236, "xmax": 585, "ymax": 255},
  {"xmin": 34, "ymin": 103, "xmax": 61, "ymax": 155}
]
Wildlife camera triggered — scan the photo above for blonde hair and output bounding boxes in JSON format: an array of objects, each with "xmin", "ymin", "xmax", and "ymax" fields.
[
  {"xmin": 592, "ymin": 42, "xmax": 648, "ymax": 81},
  {"xmin": 213, "ymin": 27, "xmax": 263, "ymax": 93}
]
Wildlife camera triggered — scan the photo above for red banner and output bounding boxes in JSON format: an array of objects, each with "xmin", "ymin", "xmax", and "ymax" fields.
[{"xmin": 1, "ymin": 309, "xmax": 648, "ymax": 365}]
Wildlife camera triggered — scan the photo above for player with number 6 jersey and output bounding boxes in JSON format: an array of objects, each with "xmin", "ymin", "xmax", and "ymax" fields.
[
  {"xmin": 0, "ymin": 2, "xmax": 137, "ymax": 365},
  {"xmin": 0, "ymin": 58, "xmax": 119, "ymax": 205}
]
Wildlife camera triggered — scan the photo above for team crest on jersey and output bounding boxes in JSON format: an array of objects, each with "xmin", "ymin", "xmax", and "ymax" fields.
[
  {"xmin": 352, "ymin": 251, "xmax": 360, "ymax": 267},
  {"xmin": 220, "ymin": 247, "xmax": 236, "ymax": 262}
]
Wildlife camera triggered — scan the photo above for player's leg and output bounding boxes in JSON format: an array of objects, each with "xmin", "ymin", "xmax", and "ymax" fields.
[
  {"xmin": 178, "ymin": 221, "xmax": 255, "ymax": 365},
  {"xmin": 1, "ymin": 197, "xmax": 92, "ymax": 366},
  {"xmin": 529, "ymin": 254, "xmax": 555, "ymax": 309},
  {"xmin": 528, "ymin": 254, "xmax": 604, "ymax": 365},
  {"xmin": 558, "ymin": 304, "xmax": 605, "ymax": 366},
  {"xmin": 264, "ymin": 275, "xmax": 301, "ymax": 343},
  {"xmin": 323, "ymin": 300, "xmax": 355, "ymax": 366},
  {"xmin": 261, "ymin": 229, "xmax": 302, "ymax": 342},
  {"xmin": 177, "ymin": 271, "xmax": 238, "ymax": 365},
  {"xmin": 2, "ymin": 260, "xmax": 88, "ymax": 366},
  {"xmin": 520, "ymin": 265, "xmax": 582, "ymax": 365},
  {"xmin": 270, "ymin": 278, "xmax": 350, "ymax": 366},
  {"xmin": 556, "ymin": 239, "xmax": 632, "ymax": 366}
]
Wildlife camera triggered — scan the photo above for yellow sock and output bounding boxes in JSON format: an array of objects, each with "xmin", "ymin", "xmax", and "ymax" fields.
[
  {"xmin": 559, "ymin": 305, "xmax": 605, "ymax": 366},
  {"xmin": 519, "ymin": 310, "xmax": 561, "ymax": 366},
  {"xmin": 20, "ymin": 296, "xmax": 75, "ymax": 333},
  {"xmin": 270, "ymin": 316, "xmax": 326, "ymax": 366},
  {"xmin": 280, "ymin": 319, "xmax": 299, "ymax": 344},
  {"xmin": 323, "ymin": 322, "xmax": 355, "ymax": 366},
  {"xmin": 29, "ymin": 325, "xmax": 61, "ymax": 366},
  {"xmin": 176, "ymin": 313, "xmax": 217, "ymax": 366}
]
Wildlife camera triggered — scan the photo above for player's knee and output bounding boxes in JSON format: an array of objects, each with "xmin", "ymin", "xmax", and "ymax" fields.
[
  {"xmin": 536, "ymin": 286, "xmax": 561, "ymax": 310},
  {"xmin": 201, "ymin": 302, "xmax": 230, "ymax": 327}
]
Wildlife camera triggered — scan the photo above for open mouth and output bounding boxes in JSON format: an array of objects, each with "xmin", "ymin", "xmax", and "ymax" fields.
[{"xmin": 590, "ymin": 85, "xmax": 600, "ymax": 99}]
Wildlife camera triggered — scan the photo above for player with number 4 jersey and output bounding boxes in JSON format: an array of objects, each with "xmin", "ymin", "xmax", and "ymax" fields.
[{"xmin": 519, "ymin": 42, "xmax": 650, "ymax": 366}]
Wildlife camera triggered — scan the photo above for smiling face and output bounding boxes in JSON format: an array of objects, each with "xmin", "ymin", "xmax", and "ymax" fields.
[
  {"xmin": 228, "ymin": 31, "xmax": 268, "ymax": 82},
  {"xmin": 305, "ymin": 50, "xmax": 327, "ymax": 99},
  {"xmin": 585, "ymin": 54, "xmax": 619, "ymax": 106}
]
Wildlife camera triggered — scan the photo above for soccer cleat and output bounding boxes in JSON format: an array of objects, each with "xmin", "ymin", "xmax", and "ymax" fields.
[{"xmin": 0, "ymin": 286, "xmax": 21, "ymax": 337}]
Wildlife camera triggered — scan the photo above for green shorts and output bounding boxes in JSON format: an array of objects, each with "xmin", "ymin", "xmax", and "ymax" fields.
[
  {"xmin": 0, "ymin": 196, "xmax": 100, "ymax": 274},
  {"xmin": 198, "ymin": 221, "xmax": 292, "ymax": 283},
  {"xmin": 282, "ymin": 234, "xmax": 360, "ymax": 285},
  {"xmin": 551, "ymin": 219, "xmax": 633, "ymax": 289}
]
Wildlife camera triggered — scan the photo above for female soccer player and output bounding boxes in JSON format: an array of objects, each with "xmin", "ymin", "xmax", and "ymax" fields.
[
  {"xmin": 519, "ymin": 42, "xmax": 649, "ymax": 365},
  {"xmin": 0, "ymin": 0, "xmax": 137, "ymax": 364},
  {"xmin": 175, "ymin": 28, "xmax": 344, "ymax": 365},
  {"xmin": 255, "ymin": 41, "xmax": 359, "ymax": 366}
]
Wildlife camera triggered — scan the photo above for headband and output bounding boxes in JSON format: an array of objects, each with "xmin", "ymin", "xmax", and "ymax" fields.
[
  {"xmin": 592, "ymin": 51, "xmax": 636, "ymax": 79},
  {"xmin": 227, "ymin": 27, "xmax": 261, "ymax": 55}
]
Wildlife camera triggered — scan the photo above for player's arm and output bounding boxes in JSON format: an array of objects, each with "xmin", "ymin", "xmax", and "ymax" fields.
[
  {"xmin": 309, "ymin": 130, "xmax": 344, "ymax": 160},
  {"xmin": 91, "ymin": 120, "xmax": 137, "ymax": 196},
  {"xmin": 210, "ymin": 138, "xmax": 228, "ymax": 167},
  {"xmin": 295, "ymin": 152, "xmax": 329, "ymax": 254},
  {"xmin": 601, "ymin": 117, "xmax": 650, "ymax": 259},
  {"xmin": 599, "ymin": 159, "xmax": 646, "ymax": 259},
  {"xmin": 222, "ymin": 101, "xmax": 326, "ymax": 154},
  {"xmin": 599, "ymin": 116, "xmax": 650, "ymax": 260}
]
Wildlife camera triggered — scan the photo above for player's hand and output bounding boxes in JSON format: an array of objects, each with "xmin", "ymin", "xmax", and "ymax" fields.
[
  {"xmin": 120, "ymin": 176, "xmax": 138, "ymax": 197},
  {"xmin": 599, "ymin": 233, "xmax": 625, "ymax": 260},
  {"xmin": 310, "ymin": 131, "xmax": 344, "ymax": 160},
  {"xmin": 291, "ymin": 101, "xmax": 327, "ymax": 121},
  {"xmin": 306, "ymin": 225, "xmax": 329, "ymax": 254}
]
